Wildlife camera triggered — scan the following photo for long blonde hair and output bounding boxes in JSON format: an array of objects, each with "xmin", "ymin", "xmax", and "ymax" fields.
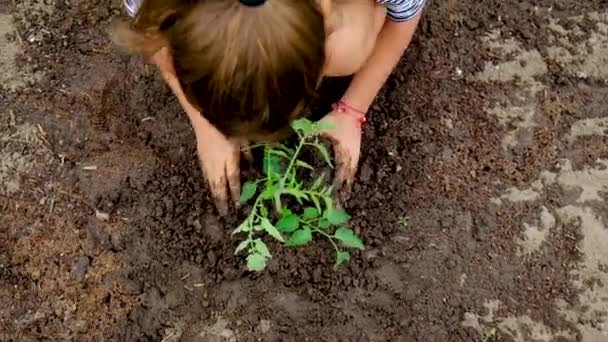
[{"xmin": 110, "ymin": 0, "xmax": 326, "ymax": 141}]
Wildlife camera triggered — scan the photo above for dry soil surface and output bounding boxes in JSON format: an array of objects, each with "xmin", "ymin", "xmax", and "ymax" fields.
[{"xmin": 1, "ymin": 0, "xmax": 608, "ymax": 341}]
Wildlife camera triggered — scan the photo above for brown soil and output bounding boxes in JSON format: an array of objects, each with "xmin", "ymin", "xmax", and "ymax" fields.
[{"xmin": 2, "ymin": 0, "xmax": 607, "ymax": 341}]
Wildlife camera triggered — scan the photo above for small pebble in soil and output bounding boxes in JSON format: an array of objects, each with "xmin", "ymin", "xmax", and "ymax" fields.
[
  {"xmin": 446, "ymin": 258, "xmax": 458, "ymax": 270},
  {"xmin": 312, "ymin": 268, "xmax": 323, "ymax": 283},
  {"xmin": 95, "ymin": 209, "xmax": 110, "ymax": 221},
  {"xmin": 472, "ymin": 224, "xmax": 489, "ymax": 241},
  {"xmin": 192, "ymin": 219, "xmax": 203, "ymax": 232},
  {"xmin": 191, "ymin": 249, "xmax": 203, "ymax": 264},
  {"xmin": 164, "ymin": 289, "xmax": 185, "ymax": 308},
  {"xmin": 222, "ymin": 267, "xmax": 238, "ymax": 281},
  {"xmin": 110, "ymin": 233, "xmax": 125, "ymax": 251},
  {"xmin": 299, "ymin": 269, "xmax": 311, "ymax": 281},
  {"xmin": 118, "ymin": 278, "xmax": 144, "ymax": 295},
  {"xmin": 206, "ymin": 251, "xmax": 217, "ymax": 266},
  {"xmin": 258, "ymin": 320, "xmax": 271, "ymax": 334},
  {"xmin": 141, "ymin": 288, "xmax": 162, "ymax": 308},
  {"xmin": 360, "ymin": 163, "xmax": 373, "ymax": 182},
  {"xmin": 67, "ymin": 319, "xmax": 89, "ymax": 334},
  {"xmin": 363, "ymin": 249, "xmax": 379, "ymax": 261},
  {"xmin": 202, "ymin": 214, "xmax": 224, "ymax": 243},
  {"xmin": 71, "ymin": 256, "xmax": 90, "ymax": 280}
]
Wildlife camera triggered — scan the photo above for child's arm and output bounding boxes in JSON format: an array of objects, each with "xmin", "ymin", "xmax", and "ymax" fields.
[
  {"xmin": 151, "ymin": 48, "xmax": 242, "ymax": 215},
  {"xmin": 321, "ymin": 11, "xmax": 423, "ymax": 201},
  {"xmin": 341, "ymin": 15, "xmax": 422, "ymax": 113}
]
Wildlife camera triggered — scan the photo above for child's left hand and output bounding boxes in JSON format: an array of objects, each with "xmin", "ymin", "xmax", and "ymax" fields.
[{"xmin": 320, "ymin": 110, "xmax": 363, "ymax": 203}]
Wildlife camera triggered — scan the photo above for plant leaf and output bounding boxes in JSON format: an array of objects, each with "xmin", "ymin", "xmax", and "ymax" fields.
[
  {"xmin": 269, "ymin": 149, "xmax": 290, "ymax": 160},
  {"xmin": 318, "ymin": 218, "xmax": 330, "ymax": 229},
  {"xmin": 277, "ymin": 145, "xmax": 296, "ymax": 156},
  {"xmin": 246, "ymin": 253, "xmax": 267, "ymax": 272},
  {"xmin": 296, "ymin": 160, "xmax": 314, "ymax": 170},
  {"xmin": 316, "ymin": 121, "xmax": 336, "ymax": 132},
  {"xmin": 314, "ymin": 143, "xmax": 333, "ymax": 167},
  {"xmin": 253, "ymin": 239, "xmax": 271, "ymax": 258},
  {"xmin": 286, "ymin": 227, "xmax": 313, "ymax": 247},
  {"xmin": 285, "ymin": 188, "xmax": 308, "ymax": 203},
  {"xmin": 288, "ymin": 172, "xmax": 297, "ymax": 188},
  {"xmin": 261, "ymin": 184, "xmax": 279, "ymax": 200},
  {"xmin": 239, "ymin": 181, "xmax": 257, "ymax": 204},
  {"xmin": 335, "ymin": 251, "xmax": 350, "ymax": 266},
  {"xmin": 323, "ymin": 196, "xmax": 334, "ymax": 212},
  {"xmin": 334, "ymin": 228, "xmax": 365, "ymax": 250},
  {"xmin": 312, "ymin": 196, "xmax": 321, "ymax": 212},
  {"xmin": 260, "ymin": 205, "xmax": 269, "ymax": 218},
  {"xmin": 327, "ymin": 208, "xmax": 351, "ymax": 225},
  {"xmin": 311, "ymin": 175, "xmax": 324, "ymax": 190},
  {"xmin": 303, "ymin": 207, "xmax": 320, "ymax": 220},
  {"xmin": 291, "ymin": 118, "xmax": 314, "ymax": 135},
  {"xmin": 232, "ymin": 220, "xmax": 251, "ymax": 235},
  {"xmin": 273, "ymin": 193, "xmax": 283, "ymax": 213},
  {"xmin": 235, "ymin": 240, "xmax": 250, "ymax": 255},
  {"xmin": 263, "ymin": 155, "xmax": 282, "ymax": 177},
  {"xmin": 276, "ymin": 214, "xmax": 299, "ymax": 233},
  {"xmin": 261, "ymin": 218, "xmax": 285, "ymax": 242}
]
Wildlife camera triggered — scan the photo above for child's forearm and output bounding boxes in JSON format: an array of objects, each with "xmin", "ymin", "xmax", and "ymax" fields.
[
  {"xmin": 156, "ymin": 62, "xmax": 214, "ymax": 135},
  {"xmin": 163, "ymin": 73, "xmax": 214, "ymax": 136},
  {"xmin": 341, "ymin": 15, "xmax": 422, "ymax": 113},
  {"xmin": 149, "ymin": 47, "xmax": 213, "ymax": 131}
]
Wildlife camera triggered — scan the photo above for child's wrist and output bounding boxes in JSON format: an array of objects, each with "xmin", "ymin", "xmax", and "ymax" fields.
[{"xmin": 332, "ymin": 100, "xmax": 367, "ymax": 125}]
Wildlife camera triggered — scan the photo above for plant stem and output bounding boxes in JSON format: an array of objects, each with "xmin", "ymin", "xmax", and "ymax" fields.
[
  {"xmin": 296, "ymin": 215, "xmax": 340, "ymax": 254},
  {"xmin": 279, "ymin": 138, "xmax": 307, "ymax": 188},
  {"xmin": 311, "ymin": 225, "xmax": 340, "ymax": 253},
  {"xmin": 272, "ymin": 137, "xmax": 308, "ymax": 213},
  {"xmin": 245, "ymin": 196, "xmax": 263, "ymax": 251},
  {"xmin": 301, "ymin": 189, "xmax": 326, "ymax": 198},
  {"xmin": 241, "ymin": 143, "xmax": 266, "ymax": 152}
]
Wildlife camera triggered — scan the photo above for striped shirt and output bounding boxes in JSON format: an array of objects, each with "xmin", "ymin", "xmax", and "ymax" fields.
[
  {"xmin": 377, "ymin": 0, "xmax": 426, "ymax": 22},
  {"xmin": 125, "ymin": 0, "xmax": 425, "ymax": 22},
  {"xmin": 124, "ymin": 0, "xmax": 139, "ymax": 18}
]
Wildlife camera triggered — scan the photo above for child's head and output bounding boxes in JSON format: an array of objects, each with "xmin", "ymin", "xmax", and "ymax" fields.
[{"xmin": 111, "ymin": 0, "xmax": 328, "ymax": 142}]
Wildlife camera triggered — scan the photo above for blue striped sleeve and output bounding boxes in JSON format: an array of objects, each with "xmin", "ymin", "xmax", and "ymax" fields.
[
  {"xmin": 377, "ymin": 0, "xmax": 426, "ymax": 22},
  {"xmin": 124, "ymin": 0, "xmax": 142, "ymax": 18}
]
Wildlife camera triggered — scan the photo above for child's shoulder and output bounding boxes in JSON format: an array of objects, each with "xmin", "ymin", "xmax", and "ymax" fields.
[{"xmin": 376, "ymin": 0, "xmax": 426, "ymax": 22}]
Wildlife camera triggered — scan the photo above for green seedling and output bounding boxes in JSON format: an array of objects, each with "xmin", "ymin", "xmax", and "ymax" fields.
[{"xmin": 233, "ymin": 118, "xmax": 365, "ymax": 272}]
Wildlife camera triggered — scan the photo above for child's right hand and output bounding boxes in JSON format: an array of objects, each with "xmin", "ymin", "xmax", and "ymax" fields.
[
  {"xmin": 150, "ymin": 47, "xmax": 242, "ymax": 215},
  {"xmin": 192, "ymin": 120, "xmax": 242, "ymax": 216}
]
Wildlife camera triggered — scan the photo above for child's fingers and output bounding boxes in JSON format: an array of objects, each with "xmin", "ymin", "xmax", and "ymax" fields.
[
  {"xmin": 227, "ymin": 148, "xmax": 242, "ymax": 207},
  {"xmin": 208, "ymin": 175, "xmax": 229, "ymax": 216},
  {"xmin": 333, "ymin": 144, "xmax": 359, "ymax": 206},
  {"xmin": 338, "ymin": 168, "xmax": 355, "ymax": 204},
  {"xmin": 336, "ymin": 166, "xmax": 356, "ymax": 205},
  {"xmin": 333, "ymin": 148, "xmax": 351, "ymax": 199},
  {"xmin": 241, "ymin": 142, "xmax": 254, "ymax": 163},
  {"xmin": 243, "ymin": 150, "xmax": 253, "ymax": 163}
]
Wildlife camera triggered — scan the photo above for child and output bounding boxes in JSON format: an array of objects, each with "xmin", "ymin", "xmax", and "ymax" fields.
[{"xmin": 111, "ymin": 0, "xmax": 425, "ymax": 215}]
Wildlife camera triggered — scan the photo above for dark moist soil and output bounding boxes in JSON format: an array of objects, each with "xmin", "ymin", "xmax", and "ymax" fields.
[{"xmin": 2, "ymin": 0, "xmax": 607, "ymax": 341}]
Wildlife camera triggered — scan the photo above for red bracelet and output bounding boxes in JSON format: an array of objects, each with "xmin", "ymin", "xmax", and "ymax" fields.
[{"xmin": 332, "ymin": 100, "xmax": 367, "ymax": 125}]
